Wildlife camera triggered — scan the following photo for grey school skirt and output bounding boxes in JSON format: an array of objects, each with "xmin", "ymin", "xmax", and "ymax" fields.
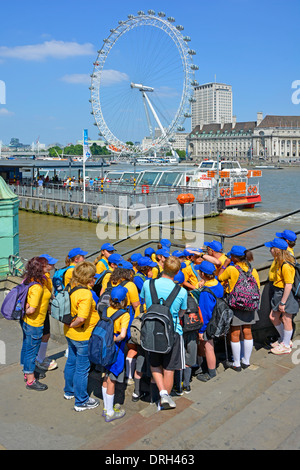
[
  {"xmin": 231, "ymin": 309, "xmax": 259, "ymax": 326},
  {"xmin": 271, "ymin": 286, "xmax": 299, "ymax": 315}
]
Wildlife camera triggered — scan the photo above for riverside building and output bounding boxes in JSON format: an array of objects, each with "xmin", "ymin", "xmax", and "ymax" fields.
[
  {"xmin": 191, "ymin": 82, "xmax": 233, "ymax": 129},
  {"xmin": 188, "ymin": 113, "xmax": 300, "ymax": 160}
]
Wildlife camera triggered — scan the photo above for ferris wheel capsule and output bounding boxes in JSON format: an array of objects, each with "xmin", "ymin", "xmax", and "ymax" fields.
[
  {"xmin": 148, "ymin": 9, "xmax": 155, "ymax": 15},
  {"xmin": 138, "ymin": 10, "xmax": 145, "ymax": 15},
  {"xmin": 167, "ymin": 17, "xmax": 175, "ymax": 22},
  {"xmin": 176, "ymin": 25, "xmax": 184, "ymax": 31},
  {"xmin": 158, "ymin": 11, "xmax": 166, "ymax": 17}
]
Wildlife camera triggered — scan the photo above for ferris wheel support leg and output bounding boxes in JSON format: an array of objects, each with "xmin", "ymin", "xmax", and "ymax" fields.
[
  {"xmin": 142, "ymin": 92, "xmax": 153, "ymax": 139},
  {"xmin": 143, "ymin": 91, "xmax": 166, "ymax": 139}
]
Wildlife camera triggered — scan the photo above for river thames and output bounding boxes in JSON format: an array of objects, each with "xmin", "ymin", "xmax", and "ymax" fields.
[{"xmin": 18, "ymin": 165, "xmax": 300, "ymax": 268}]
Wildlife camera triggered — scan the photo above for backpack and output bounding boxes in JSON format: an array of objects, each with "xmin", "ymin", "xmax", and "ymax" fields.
[
  {"xmin": 130, "ymin": 304, "xmax": 146, "ymax": 346},
  {"xmin": 52, "ymin": 266, "xmax": 74, "ymax": 295},
  {"xmin": 1, "ymin": 282, "xmax": 38, "ymax": 320},
  {"xmin": 88, "ymin": 306, "xmax": 128, "ymax": 367},
  {"xmin": 140, "ymin": 279, "xmax": 181, "ymax": 354},
  {"xmin": 92, "ymin": 269, "xmax": 111, "ymax": 298},
  {"xmin": 199, "ymin": 287, "xmax": 234, "ymax": 339},
  {"xmin": 228, "ymin": 265, "xmax": 260, "ymax": 311},
  {"xmin": 97, "ymin": 279, "xmax": 128, "ymax": 310},
  {"xmin": 181, "ymin": 292, "xmax": 203, "ymax": 333},
  {"xmin": 282, "ymin": 261, "xmax": 300, "ymax": 300},
  {"xmin": 50, "ymin": 285, "xmax": 88, "ymax": 325}
]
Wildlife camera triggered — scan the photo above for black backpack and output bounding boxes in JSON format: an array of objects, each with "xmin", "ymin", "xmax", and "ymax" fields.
[
  {"xmin": 195, "ymin": 287, "xmax": 233, "ymax": 339},
  {"xmin": 282, "ymin": 261, "xmax": 300, "ymax": 300},
  {"xmin": 181, "ymin": 292, "xmax": 203, "ymax": 333},
  {"xmin": 140, "ymin": 279, "xmax": 181, "ymax": 354},
  {"xmin": 97, "ymin": 279, "xmax": 128, "ymax": 311},
  {"xmin": 93, "ymin": 269, "xmax": 111, "ymax": 298}
]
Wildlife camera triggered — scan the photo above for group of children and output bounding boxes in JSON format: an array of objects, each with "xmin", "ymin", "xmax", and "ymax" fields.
[{"xmin": 19, "ymin": 228, "xmax": 299, "ymax": 420}]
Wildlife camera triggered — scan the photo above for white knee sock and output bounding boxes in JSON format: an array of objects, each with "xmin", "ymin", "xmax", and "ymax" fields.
[
  {"xmin": 126, "ymin": 357, "xmax": 136, "ymax": 379},
  {"xmin": 230, "ymin": 341, "xmax": 241, "ymax": 367},
  {"xmin": 106, "ymin": 393, "xmax": 114, "ymax": 416},
  {"xmin": 282, "ymin": 329, "xmax": 293, "ymax": 348},
  {"xmin": 242, "ymin": 339, "xmax": 253, "ymax": 365},
  {"xmin": 102, "ymin": 386, "xmax": 107, "ymax": 410}
]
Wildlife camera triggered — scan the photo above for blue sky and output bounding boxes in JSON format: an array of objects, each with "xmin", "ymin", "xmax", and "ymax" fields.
[{"xmin": 0, "ymin": 0, "xmax": 299, "ymax": 146}]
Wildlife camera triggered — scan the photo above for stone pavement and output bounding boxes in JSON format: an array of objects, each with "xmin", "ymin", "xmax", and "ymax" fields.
[{"xmin": 1, "ymin": 316, "xmax": 300, "ymax": 451}]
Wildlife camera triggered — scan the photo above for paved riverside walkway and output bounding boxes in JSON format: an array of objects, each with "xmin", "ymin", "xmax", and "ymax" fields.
[{"xmin": 1, "ymin": 316, "xmax": 300, "ymax": 451}]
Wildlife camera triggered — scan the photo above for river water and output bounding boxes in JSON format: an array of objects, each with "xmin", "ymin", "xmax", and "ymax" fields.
[{"xmin": 18, "ymin": 165, "xmax": 300, "ymax": 268}]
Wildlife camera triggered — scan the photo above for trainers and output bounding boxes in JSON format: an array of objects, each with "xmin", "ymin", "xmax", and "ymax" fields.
[
  {"xmin": 26, "ymin": 379, "xmax": 48, "ymax": 391},
  {"xmin": 126, "ymin": 378, "xmax": 134, "ymax": 386},
  {"xmin": 172, "ymin": 385, "xmax": 183, "ymax": 396},
  {"xmin": 74, "ymin": 397, "xmax": 100, "ymax": 412},
  {"xmin": 36, "ymin": 358, "xmax": 58, "ymax": 371},
  {"xmin": 270, "ymin": 340, "xmax": 293, "ymax": 349},
  {"xmin": 132, "ymin": 391, "xmax": 146, "ymax": 402},
  {"xmin": 160, "ymin": 394, "xmax": 176, "ymax": 410},
  {"xmin": 105, "ymin": 407, "xmax": 126, "ymax": 422},
  {"xmin": 183, "ymin": 385, "xmax": 191, "ymax": 393},
  {"xmin": 64, "ymin": 393, "xmax": 75, "ymax": 400},
  {"xmin": 271, "ymin": 343, "xmax": 292, "ymax": 355}
]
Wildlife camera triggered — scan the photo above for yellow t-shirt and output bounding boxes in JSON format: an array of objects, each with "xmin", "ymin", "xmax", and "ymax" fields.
[
  {"xmin": 106, "ymin": 306, "xmax": 130, "ymax": 335},
  {"xmin": 24, "ymin": 280, "xmax": 52, "ymax": 328},
  {"xmin": 182, "ymin": 263, "xmax": 200, "ymax": 287},
  {"xmin": 101, "ymin": 274, "xmax": 140, "ymax": 306},
  {"xmin": 218, "ymin": 261, "xmax": 260, "ymax": 293},
  {"xmin": 152, "ymin": 264, "xmax": 163, "ymax": 279},
  {"xmin": 272, "ymin": 261, "xmax": 295, "ymax": 289},
  {"xmin": 64, "ymin": 287, "xmax": 99, "ymax": 341},
  {"xmin": 95, "ymin": 257, "xmax": 109, "ymax": 275},
  {"xmin": 64, "ymin": 263, "xmax": 76, "ymax": 287}
]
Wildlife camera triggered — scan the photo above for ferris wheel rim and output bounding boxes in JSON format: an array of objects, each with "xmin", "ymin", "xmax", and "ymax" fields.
[{"xmin": 90, "ymin": 13, "xmax": 196, "ymax": 155}]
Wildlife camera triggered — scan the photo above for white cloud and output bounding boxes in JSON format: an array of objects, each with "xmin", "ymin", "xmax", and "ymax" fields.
[
  {"xmin": 60, "ymin": 70, "xmax": 129, "ymax": 86},
  {"xmin": 0, "ymin": 108, "xmax": 14, "ymax": 116},
  {"xmin": 0, "ymin": 40, "xmax": 95, "ymax": 61}
]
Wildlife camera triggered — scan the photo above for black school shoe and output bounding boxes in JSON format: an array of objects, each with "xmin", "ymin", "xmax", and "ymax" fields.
[{"xmin": 26, "ymin": 379, "xmax": 48, "ymax": 391}]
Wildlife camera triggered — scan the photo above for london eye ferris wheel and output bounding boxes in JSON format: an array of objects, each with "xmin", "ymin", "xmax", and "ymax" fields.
[{"xmin": 90, "ymin": 10, "xmax": 199, "ymax": 155}]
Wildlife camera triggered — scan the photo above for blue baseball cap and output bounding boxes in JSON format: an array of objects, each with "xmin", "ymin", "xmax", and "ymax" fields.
[
  {"xmin": 275, "ymin": 230, "xmax": 297, "ymax": 242},
  {"xmin": 204, "ymin": 240, "xmax": 223, "ymax": 253},
  {"xmin": 183, "ymin": 249, "xmax": 193, "ymax": 257},
  {"xmin": 172, "ymin": 250, "xmax": 185, "ymax": 258},
  {"xmin": 40, "ymin": 254, "xmax": 58, "ymax": 265},
  {"xmin": 181, "ymin": 262, "xmax": 187, "ymax": 269},
  {"xmin": 144, "ymin": 247, "xmax": 155, "ymax": 257},
  {"xmin": 117, "ymin": 259, "xmax": 133, "ymax": 269},
  {"xmin": 108, "ymin": 253, "xmax": 123, "ymax": 264},
  {"xmin": 68, "ymin": 247, "xmax": 88, "ymax": 258},
  {"xmin": 111, "ymin": 285, "xmax": 128, "ymax": 303},
  {"xmin": 156, "ymin": 249, "xmax": 170, "ymax": 257},
  {"xmin": 226, "ymin": 245, "xmax": 247, "ymax": 257},
  {"xmin": 130, "ymin": 253, "xmax": 143, "ymax": 262},
  {"xmin": 101, "ymin": 243, "xmax": 116, "ymax": 252},
  {"xmin": 195, "ymin": 260, "xmax": 216, "ymax": 275},
  {"xmin": 160, "ymin": 238, "xmax": 171, "ymax": 248},
  {"xmin": 137, "ymin": 256, "xmax": 157, "ymax": 267},
  {"xmin": 265, "ymin": 238, "xmax": 288, "ymax": 250},
  {"xmin": 174, "ymin": 271, "xmax": 185, "ymax": 284}
]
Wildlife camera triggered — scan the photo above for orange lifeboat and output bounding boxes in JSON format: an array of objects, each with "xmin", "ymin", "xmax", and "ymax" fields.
[{"xmin": 177, "ymin": 193, "xmax": 195, "ymax": 204}]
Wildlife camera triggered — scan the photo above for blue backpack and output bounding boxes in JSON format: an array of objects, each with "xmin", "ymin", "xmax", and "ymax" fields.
[
  {"xmin": 1, "ymin": 282, "xmax": 38, "ymax": 320},
  {"xmin": 52, "ymin": 266, "xmax": 74, "ymax": 295},
  {"xmin": 88, "ymin": 306, "xmax": 128, "ymax": 367}
]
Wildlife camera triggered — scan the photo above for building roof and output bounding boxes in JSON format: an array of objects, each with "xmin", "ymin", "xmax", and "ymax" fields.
[
  {"xmin": 189, "ymin": 121, "xmax": 256, "ymax": 138},
  {"xmin": 257, "ymin": 115, "xmax": 300, "ymax": 128}
]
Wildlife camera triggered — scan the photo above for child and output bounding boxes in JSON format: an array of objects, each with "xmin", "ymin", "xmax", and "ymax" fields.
[{"xmin": 102, "ymin": 285, "xmax": 130, "ymax": 422}]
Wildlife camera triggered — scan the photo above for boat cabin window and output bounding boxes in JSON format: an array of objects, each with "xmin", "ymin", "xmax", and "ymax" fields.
[
  {"xmin": 120, "ymin": 172, "xmax": 136, "ymax": 184},
  {"xmin": 199, "ymin": 162, "xmax": 214, "ymax": 169},
  {"xmin": 138, "ymin": 171, "xmax": 160, "ymax": 185},
  {"xmin": 104, "ymin": 172, "xmax": 123, "ymax": 182},
  {"xmin": 157, "ymin": 172, "xmax": 181, "ymax": 186}
]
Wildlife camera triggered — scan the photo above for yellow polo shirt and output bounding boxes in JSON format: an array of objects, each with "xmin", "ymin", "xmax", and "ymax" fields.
[
  {"xmin": 24, "ymin": 280, "xmax": 52, "ymax": 328},
  {"xmin": 182, "ymin": 263, "xmax": 200, "ymax": 288},
  {"xmin": 101, "ymin": 274, "xmax": 140, "ymax": 306},
  {"xmin": 272, "ymin": 261, "xmax": 295, "ymax": 289},
  {"xmin": 64, "ymin": 263, "xmax": 76, "ymax": 287},
  {"xmin": 64, "ymin": 287, "xmax": 99, "ymax": 341},
  {"xmin": 95, "ymin": 257, "xmax": 109, "ymax": 275},
  {"xmin": 152, "ymin": 264, "xmax": 163, "ymax": 279},
  {"xmin": 106, "ymin": 306, "xmax": 130, "ymax": 335}
]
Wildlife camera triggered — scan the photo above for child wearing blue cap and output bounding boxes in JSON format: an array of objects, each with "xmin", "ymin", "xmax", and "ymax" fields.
[
  {"xmin": 64, "ymin": 248, "xmax": 88, "ymax": 287},
  {"xmin": 265, "ymin": 238, "xmax": 298, "ymax": 355},
  {"xmin": 94, "ymin": 243, "xmax": 116, "ymax": 275},
  {"xmin": 202, "ymin": 241, "xmax": 229, "ymax": 276},
  {"xmin": 152, "ymin": 249, "xmax": 169, "ymax": 279},
  {"xmin": 195, "ymin": 261, "xmax": 224, "ymax": 382},
  {"xmin": 275, "ymin": 230, "xmax": 297, "ymax": 256},
  {"xmin": 102, "ymin": 285, "xmax": 129, "ymax": 422},
  {"xmin": 181, "ymin": 249, "xmax": 204, "ymax": 290},
  {"xmin": 218, "ymin": 246, "xmax": 260, "ymax": 371}
]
